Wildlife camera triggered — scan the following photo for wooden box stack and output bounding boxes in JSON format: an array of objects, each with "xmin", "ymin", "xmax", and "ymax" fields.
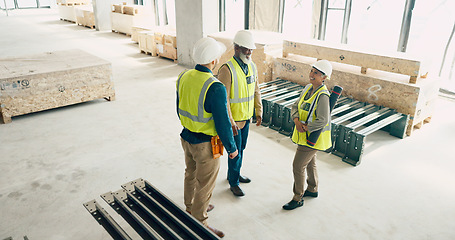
[
  {"xmin": 138, "ymin": 31, "xmax": 156, "ymax": 56},
  {"xmin": 155, "ymin": 29, "xmax": 177, "ymax": 62},
  {"xmin": 75, "ymin": 5, "xmax": 95, "ymax": 29},
  {"xmin": 273, "ymin": 39, "xmax": 439, "ymax": 136},
  {"xmin": 131, "ymin": 25, "xmax": 154, "ymax": 43},
  {"xmin": 111, "ymin": 4, "xmax": 155, "ymax": 36},
  {"xmin": 57, "ymin": 0, "xmax": 90, "ymax": 23},
  {"xmin": 208, "ymin": 30, "xmax": 283, "ymax": 84},
  {"xmin": 0, "ymin": 50, "xmax": 115, "ymax": 124}
]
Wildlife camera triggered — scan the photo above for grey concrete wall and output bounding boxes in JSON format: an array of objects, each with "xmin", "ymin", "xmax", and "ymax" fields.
[
  {"xmin": 175, "ymin": 0, "xmax": 219, "ymax": 67},
  {"xmin": 92, "ymin": 0, "xmax": 112, "ymax": 31}
]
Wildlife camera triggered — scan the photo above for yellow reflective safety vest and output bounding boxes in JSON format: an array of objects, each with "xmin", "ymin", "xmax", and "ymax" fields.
[
  {"xmin": 177, "ymin": 69, "xmax": 218, "ymax": 136},
  {"xmin": 225, "ymin": 57, "xmax": 257, "ymax": 121},
  {"xmin": 291, "ymin": 84, "xmax": 332, "ymax": 151}
]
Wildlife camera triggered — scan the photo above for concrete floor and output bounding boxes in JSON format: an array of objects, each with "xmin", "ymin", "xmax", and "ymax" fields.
[{"xmin": 1, "ymin": 9, "xmax": 455, "ymax": 240}]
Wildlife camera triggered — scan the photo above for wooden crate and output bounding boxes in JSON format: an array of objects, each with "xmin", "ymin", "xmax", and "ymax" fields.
[
  {"xmin": 156, "ymin": 44, "xmax": 177, "ymax": 62},
  {"xmin": 138, "ymin": 31, "xmax": 156, "ymax": 56},
  {"xmin": 58, "ymin": 4, "xmax": 77, "ymax": 22},
  {"xmin": 110, "ymin": 4, "xmax": 154, "ymax": 36},
  {"xmin": 75, "ymin": 5, "xmax": 94, "ymax": 28},
  {"xmin": 112, "ymin": 3, "xmax": 124, "ymax": 13},
  {"xmin": 0, "ymin": 50, "xmax": 115, "ymax": 124},
  {"xmin": 131, "ymin": 25, "xmax": 154, "ymax": 43},
  {"xmin": 164, "ymin": 34, "xmax": 177, "ymax": 48},
  {"xmin": 283, "ymin": 39, "xmax": 424, "ymax": 84},
  {"xmin": 122, "ymin": 5, "xmax": 148, "ymax": 16},
  {"xmin": 145, "ymin": 32, "xmax": 157, "ymax": 56},
  {"xmin": 272, "ymin": 55, "xmax": 440, "ymax": 136},
  {"xmin": 208, "ymin": 30, "xmax": 283, "ymax": 84},
  {"xmin": 154, "ymin": 32, "xmax": 164, "ymax": 44},
  {"xmin": 111, "ymin": 12, "xmax": 153, "ymax": 36}
]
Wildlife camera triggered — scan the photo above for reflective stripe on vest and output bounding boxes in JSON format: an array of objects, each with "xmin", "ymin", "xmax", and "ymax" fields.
[
  {"xmin": 178, "ymin": 74, "xmax": 216, "ymax": 123},
  {"xmin": 177, "ymin": 69, "xmax": 218, "ymax": 136},
  {"xmin": 226, "ymin": 58, "xmax": 256, "ymax": 121}
]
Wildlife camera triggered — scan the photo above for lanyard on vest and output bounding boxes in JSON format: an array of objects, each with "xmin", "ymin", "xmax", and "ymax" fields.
[{"xmin": 303, "ymin": 85, "xmax": 324, "ymax": 124}]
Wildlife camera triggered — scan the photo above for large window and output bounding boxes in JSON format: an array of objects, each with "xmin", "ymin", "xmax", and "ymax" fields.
[
  {"xmin": 406, "ymin": 0, "xmax": 455, "ymax": 80},
  {"xmin": 224, "ymin": 0, "xmax": 245, "ymax": 32},
  {"xmin": 282, "ymin": 0, "xmax": 313, "ymax": 40},
  {"xmin": 347, "ymin": 0, "xmax": 406, "ymax": 51}
]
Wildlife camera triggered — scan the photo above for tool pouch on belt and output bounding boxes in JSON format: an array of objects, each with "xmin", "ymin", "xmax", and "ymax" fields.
[{"xmin": 211, "ymin": 135, "xmax": 224, "ymax": 159}]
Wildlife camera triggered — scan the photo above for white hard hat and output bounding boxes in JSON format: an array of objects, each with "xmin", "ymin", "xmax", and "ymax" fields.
[
  {"xmin": 312, "ymin": 60, "xmax": 332, "ymax": 80},
  {"xmin": 192, "ymin": 37, "xmax": 227, "ymax": 65},
  {"xmin": 233, "ymin": 30, "xmax": 256, "ymax": 49}
]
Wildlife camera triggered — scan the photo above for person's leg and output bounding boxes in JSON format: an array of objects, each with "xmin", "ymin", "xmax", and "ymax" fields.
[
  {"xmin": 306, "ymin": 153, "xmax": 318, "ymax": 193},
  {"xmin": 181, "ymin": 138, "xmax": 197, "ymax": 212},
  {"xmin": 191, "ymin": 141, "xmax": 220, "ymax": 226},
  {"xmin": 292, "ymin": 145, "xmax": 317, "ymax": 201},
  {"xmin": 238, "ymin": 121, "xmax": 250, "ymax": 177},
  {"xmin": 228, "ymin": 130, "xmax": 242, "ymax": 187}
]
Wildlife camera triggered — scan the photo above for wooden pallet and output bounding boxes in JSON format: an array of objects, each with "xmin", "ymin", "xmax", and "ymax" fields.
[
  {"xmin": 272, "ymin": 55, "xmax": 440, "ymax": 136},
  {"xmin": 283, "ymin": 39, "xmax": 424, "ymax": 84},
  {"xmin": 0, "ymin": 50, "xmax": 115, "ymax": 124},
  {"xmin": 60, "ymin": 18, "xmax": 76, "ymax": 24},
  {"xmin": 111, "ymin": 30, "xmax": 131, "ymax": 37}
]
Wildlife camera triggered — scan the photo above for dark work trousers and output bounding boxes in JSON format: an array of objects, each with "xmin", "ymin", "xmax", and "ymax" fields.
[{"xmin": 228, "ymin": 120, "xmax": 250, "ymax": 187}]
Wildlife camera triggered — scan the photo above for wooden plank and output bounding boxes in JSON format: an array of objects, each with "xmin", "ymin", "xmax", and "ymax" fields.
[
  {"xmin": 283, "ymin": 39, "xmax": 421, "ymax": 82},
  {"xmin": 0, "ymin": 50, "xmax": 115, "ymax": 124},
  {"xmin": 273, "ymin": 55, "xmax": 440, "ymax": 136}
]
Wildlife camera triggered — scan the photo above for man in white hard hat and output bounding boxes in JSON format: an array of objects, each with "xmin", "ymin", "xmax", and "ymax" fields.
[
  {"xmin": 217, "ymin": 30, "xmax": 263, "ymax": 197},
  {"xmin": 283, "ymin": 60, "xmax": 332, "ymax": 210},
  {"xmin": 176, "ymin": 37, "xmax": 239, "ymax": 238}
]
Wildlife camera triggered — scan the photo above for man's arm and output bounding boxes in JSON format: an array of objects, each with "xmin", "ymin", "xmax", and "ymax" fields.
[
  {"xmin": 218, "ymin": 64, "xmax": 240, "ymax": 135},
  {"xmin": 205, "ymin": 82, "xmax": 238, "ymax": 155}
]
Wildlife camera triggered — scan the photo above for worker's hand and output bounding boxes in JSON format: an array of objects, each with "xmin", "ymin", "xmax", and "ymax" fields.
[
  {"xmin": 229, "ymin": 149, "xmax": 239, "ymax": 159},
  {"xmin": 294, "ymin": 118, "xmax": 306, "ymax": 133},
  {"xmin": 255, "ymin": 116, "xmax": 262, "ymax": 126},
  {"xmin": 232, "ymin": 124, "xmax": 240, "ymax": 136}
]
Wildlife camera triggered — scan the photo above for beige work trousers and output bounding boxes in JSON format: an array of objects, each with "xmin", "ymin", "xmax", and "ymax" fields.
[
  {"xmin": 292, "ymin": 145, "xmax": 319, "ymax": 201},
  {"xmin": 181, "ymin": 138, "xmax": 220, "ymax": 226}
]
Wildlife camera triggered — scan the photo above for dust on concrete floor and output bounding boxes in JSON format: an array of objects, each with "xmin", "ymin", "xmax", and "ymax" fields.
[{"xmin": 1, "ymin": 8, "xmax": 455, "ymax": 240}]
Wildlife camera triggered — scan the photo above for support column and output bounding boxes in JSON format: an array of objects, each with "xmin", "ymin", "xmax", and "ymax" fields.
[
  {"xmin": 92, "ymin": 0, "xmax": 112, "ymax": 31},
  {"xmin": 175, "ymin": 0, "xmax": 219, "ymax": 67}
]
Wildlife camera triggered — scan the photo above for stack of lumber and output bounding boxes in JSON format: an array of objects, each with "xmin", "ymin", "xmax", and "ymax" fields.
[
  {"xmin": 0, "ymin": 50, "xmax": 115, "ymax": 124},
  {"xmin": 111, "ymin": 3, "xmax": 155, "ymax": 36},
  {"xmin": 57, "ymin": 0, "xmax": 90, "ymax": 23},
  {"xmin": 208, "ymin": 30, "xmax": 283, "ymax": 84},
  {"xmin": 273, "ymin": 39, "xmax": 439, "ymax": 136}
]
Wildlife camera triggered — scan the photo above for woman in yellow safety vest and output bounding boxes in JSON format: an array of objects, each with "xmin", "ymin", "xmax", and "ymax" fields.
[{"xmin": 283, "ymin": 60, "xmax": 333, "ymax": 210}]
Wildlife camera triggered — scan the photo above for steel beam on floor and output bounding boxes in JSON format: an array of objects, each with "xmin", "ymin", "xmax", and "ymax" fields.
[
  {"xmin": 83, "ymin": 200, "xmax": 132, "ymax": 240},
  {"xmin": 122, "ymin": 179, "xmax": 218, "ymax": 240}
]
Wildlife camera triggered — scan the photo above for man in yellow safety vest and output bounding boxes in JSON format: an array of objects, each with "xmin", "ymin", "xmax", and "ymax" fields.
[
  {"xmin": 218, "ymin": 30, "xmax": 263, "ymax": 197},
  {"xmin": 177, "ymin": 37, "xmax": 239, "ymax": 238}
]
